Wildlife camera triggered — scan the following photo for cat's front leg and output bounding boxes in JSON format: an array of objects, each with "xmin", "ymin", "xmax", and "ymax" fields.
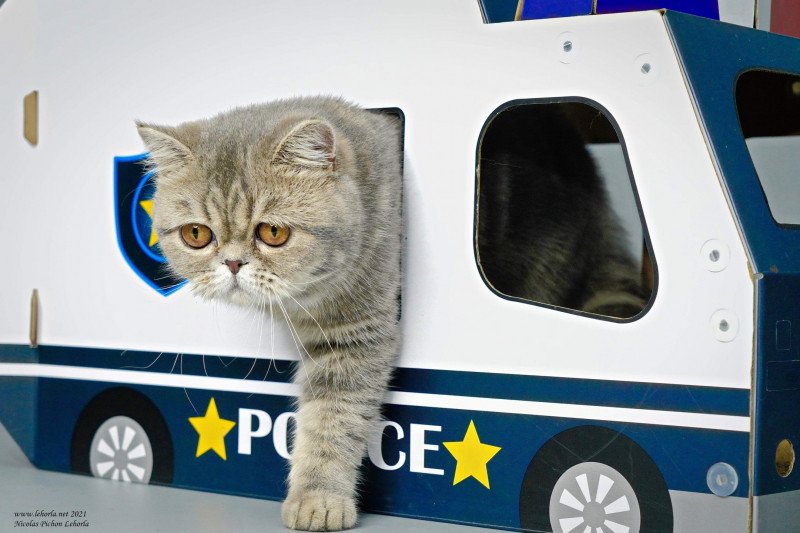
[{"xmin": 281, "ymin": 331, "xmax": 396, "ymax": 531}]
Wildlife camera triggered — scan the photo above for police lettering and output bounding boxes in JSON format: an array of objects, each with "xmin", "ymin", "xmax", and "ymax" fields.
[{"xmin": 235, "ymin": 409, "xmax": 443, "ymax": 475}]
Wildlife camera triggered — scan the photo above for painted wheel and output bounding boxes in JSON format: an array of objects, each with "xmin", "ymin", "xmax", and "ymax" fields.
[
  {"xmin": 549, "ymin": 462, "xmax": 640, "ymax": 533},
  {"xmin": 519, "ymin": 425, "xmax": 672, "ymax": 533},
  {"xmin": 89, "ymin": 416, "xmax": 154, "ymax": 483},
  {"xmin": 71, "ymin": 387, "xmax": 174, "ymax": 484}
]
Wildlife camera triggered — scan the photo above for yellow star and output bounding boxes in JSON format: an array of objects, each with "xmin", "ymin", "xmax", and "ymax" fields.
[
  {"xmin": 138, "ymin": 199, "xmax": 159, "ymax": 247},
  {"xmin": 443, "ymin": 420, "xmax": 501, "ymax": 489},
  {"xmin": 188, "ymin": 398, "xmax": 236, "ymax": 460}
]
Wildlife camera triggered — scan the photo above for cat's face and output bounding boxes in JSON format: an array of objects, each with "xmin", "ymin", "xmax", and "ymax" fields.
[{"xmin": 137, "ymin": 116, "xmax": 364, "ymax": 308}]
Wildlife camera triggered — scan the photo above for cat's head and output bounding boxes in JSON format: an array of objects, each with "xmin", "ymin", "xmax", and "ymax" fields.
[{"xmin": 136, "ymin": 110, "xmax": 364, "ymax": 308}]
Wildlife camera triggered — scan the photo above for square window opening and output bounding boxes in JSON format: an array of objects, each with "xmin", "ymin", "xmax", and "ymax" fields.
[{"xmin": 475, "ymin": 100, "xmax": 655, "ymax": 320}]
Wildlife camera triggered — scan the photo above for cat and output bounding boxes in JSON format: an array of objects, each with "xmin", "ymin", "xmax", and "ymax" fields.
[
  {"xmin": 477, "ymin": 104, "xmax": 647, "ymax": 318},
  {"xmin": 137, "ymin": 96, "xmax": 403, "ymax": 531}
]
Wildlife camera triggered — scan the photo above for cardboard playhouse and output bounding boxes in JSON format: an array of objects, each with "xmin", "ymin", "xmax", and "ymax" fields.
[{"xmin": 1, "ymin": 1, "xmax": 800, "ymax": 531}]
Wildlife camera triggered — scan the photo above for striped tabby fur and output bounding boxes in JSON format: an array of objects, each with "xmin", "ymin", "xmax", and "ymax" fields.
[{"xmin": 137, "ymin": 96, "xmax": 402, "ymax": 531}]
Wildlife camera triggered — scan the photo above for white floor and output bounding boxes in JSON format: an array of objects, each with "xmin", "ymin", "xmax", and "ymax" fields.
[{"xmin": 0, "ymin": 424, "xmax": 504, "ymax": 533}]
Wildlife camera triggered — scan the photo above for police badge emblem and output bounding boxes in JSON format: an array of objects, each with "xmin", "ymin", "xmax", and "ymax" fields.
[{"xmin": 114, "ymin": 153, "xmax": 186, "ymax": 295}]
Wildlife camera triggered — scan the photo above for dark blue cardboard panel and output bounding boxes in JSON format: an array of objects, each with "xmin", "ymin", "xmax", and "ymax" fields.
[
  {"xmin": 665, "ymin": 11, "xmax": 800, "ymax": 274},
  {"xmin": 0, "ymin": 377, "xmax": 37, "ymax": 461},
  {"xmin": 0, "ymin": 345, "xmax": 37, "ymax": 461},
  {"xmin": 33, "ymin": 376, "xmax": 749, "ymax": 531},
  {"xmin": 668, "ymin": 11, "xmax": 800, "ymax": 496},
  {"xmin": 478, "ymin": 0, "xmax": 519, "ymax": 23},
  {"xmin": 0, "ymin": 343, "xmax": 749, "ymax": 528},
  {"xmin": 753, "ymin": 274, "xmax": 800, "ymax": 496}
]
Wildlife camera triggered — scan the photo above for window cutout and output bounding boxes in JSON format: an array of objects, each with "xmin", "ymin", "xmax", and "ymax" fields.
[
  {"xmin": 476, "ymin": 101, "xmax": 654, "ymax": 320},
  {"xmin": 736, "ymin": 70, "xmax": 800, "ymax": 226}
]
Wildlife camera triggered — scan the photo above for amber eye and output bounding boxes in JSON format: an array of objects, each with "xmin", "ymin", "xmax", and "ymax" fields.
[
  {"xmin": 257, "ymin": 223, "xmax": 291, "ymax": 247},
  {"xmin": 180, "ymin": 224, "xmax": 213, "ymax": 249}
]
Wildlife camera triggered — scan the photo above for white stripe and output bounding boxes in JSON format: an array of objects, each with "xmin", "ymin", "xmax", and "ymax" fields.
[
  {"xmin": 387, "ymin": 391, "xmax": 750, "ymax": 432},
  {"xmin": 0, "ymin": 363, "xmax": 750, "ymax": 432},
  {"xmin": 0, "ymin": 363, "xmax": 300, "ymax": 396}
]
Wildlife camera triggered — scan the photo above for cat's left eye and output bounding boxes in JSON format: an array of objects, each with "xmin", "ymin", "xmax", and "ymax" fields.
[{"xmin": 257, "ymin": 223, "xmax": 291, "ymax": 247}]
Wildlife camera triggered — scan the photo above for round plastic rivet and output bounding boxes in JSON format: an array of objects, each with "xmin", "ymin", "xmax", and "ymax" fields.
[
  {"xmin": 700, "ymin": 239, "xmax": 730, "ymax": 272},
  {"xmin": 706, "ymin": 462, "xmax": 738, "ymax": 497},
  {"xmin": 634, "ymin": 53, "xmax": 659, "ymax": 85},
  {"xmin": 558, "ymin": 32, "xmax": 579, "ymax": 64},
  {"xmin": 711, "ymin": 309, "xmax": 738, "ymax": 342}
]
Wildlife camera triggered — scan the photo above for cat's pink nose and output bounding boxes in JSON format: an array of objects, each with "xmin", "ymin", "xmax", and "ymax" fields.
[{"xmin": 225, "ymin": 259, "xmax": 244, "ymax": 274}]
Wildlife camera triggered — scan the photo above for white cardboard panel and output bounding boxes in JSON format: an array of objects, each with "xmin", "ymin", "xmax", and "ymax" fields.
[{"xmin": 0, "ymin": 1, "xmax": 754, "ymax": 392}]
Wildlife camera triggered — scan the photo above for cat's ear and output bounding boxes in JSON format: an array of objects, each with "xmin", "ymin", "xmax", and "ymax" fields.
[
  {"xmin": 136, "ymin": 121, "xmax": 195, "ymax": 179},
  {"xmin": 271, "ymin": 119, "xmax": 335, "ymax": 170}
]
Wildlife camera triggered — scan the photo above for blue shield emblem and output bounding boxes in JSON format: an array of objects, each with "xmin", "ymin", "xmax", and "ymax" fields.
[{"xmin": 114, "ymin": 154, "xmax": 186, "ymax": 295}]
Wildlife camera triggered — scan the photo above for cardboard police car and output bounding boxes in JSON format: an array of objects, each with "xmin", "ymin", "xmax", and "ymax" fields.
[{"xmin": 1, "ymin": 1, "xmax": 799, "ymax": 531}]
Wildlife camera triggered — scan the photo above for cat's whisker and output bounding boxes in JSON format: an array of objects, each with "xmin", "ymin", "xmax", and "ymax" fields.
[
  {"xmin": 275, "ymin": 297, "xmax": 317, "ymax": 363},
  {"xmin": 269, "ymin": 291, "xmax": 276, "ymax": 375},
  {"xmin": 275, "ymin": 296, "xmax": 320, "ymax": 400},
  {"xmin": 245, "ymin": 291, "xmax": 275, "ymax": 398},
  {"xmin": 244, "ymin": 293, "xmax": 267, "ymax": 382},
  {"xmin": 260, "ymin": 291, "xmax": 287, "ymax": 383},
  {"xmin": 242, "ymin": 355, "xmax": 259, "ymax": 382},
  {"xmin": 180, "ymin": 354, "xmax": 199, "ymax": 415},
  {"xmin": 152, "ymin": 269, "xmax": 209, "ymax": 281},
  {"xmin": 282, "ymin": 271, "xmax": 335, "ymax": 287},
  {"xmin": 122, "ymin": 352, "xmax": 164, "ymax": 370},
  {"xmin": 242, "ymin": 289, "xmax": 263, "ymax": 341},
  {"xmin": 281, "ymin": 290, "xmax": 339, "ymax": 361}
]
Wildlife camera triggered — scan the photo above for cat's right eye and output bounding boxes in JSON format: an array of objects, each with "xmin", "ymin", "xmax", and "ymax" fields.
[
  {"xmin": 257, "ymin": 223, "xmax": 291, "ymax": 247},
  {"xmin": 180, "ymin": 224, "xmax": 214, "ymax": 249}
]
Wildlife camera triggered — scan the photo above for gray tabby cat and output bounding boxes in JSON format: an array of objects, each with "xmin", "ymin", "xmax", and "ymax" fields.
[{"xmin": 137, "ymin": 96, "xmax": 402, "ymax": 531}]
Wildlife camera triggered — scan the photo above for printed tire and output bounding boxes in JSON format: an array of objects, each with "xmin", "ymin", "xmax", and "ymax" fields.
[
  {"xmin": 519, "ymin": 425, "xmax": 673, "ymax": 533},
  {"xmin": 70, "ymin": 387, "xmax": 174, "ymax": 484}
]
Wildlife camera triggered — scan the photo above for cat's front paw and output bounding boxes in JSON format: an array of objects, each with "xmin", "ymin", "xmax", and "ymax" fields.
[{"xmin": 281, "ymin": 490, "xmax": 357, "ymax": 531}]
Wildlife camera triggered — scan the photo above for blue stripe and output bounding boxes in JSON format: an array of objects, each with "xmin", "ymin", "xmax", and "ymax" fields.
[
  {"xmin": 0, "ymin": 344, "xmax": 749, "ymax": 417},
  {"xmin": 391, "ymin": 367, "xmax": 749, "ymax": 417},
  {"xmin": 36, "ymin": 345, "xmax": 296, "ymax": 384},
  {"xmin": 0, "ymin": 343, "xmax": 38, "ymax": 363}
]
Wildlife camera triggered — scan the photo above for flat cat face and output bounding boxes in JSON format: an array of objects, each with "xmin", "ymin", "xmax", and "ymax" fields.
[{"xmin": 137, "ymin": 106, "xmax": 365, "ymax": 308}]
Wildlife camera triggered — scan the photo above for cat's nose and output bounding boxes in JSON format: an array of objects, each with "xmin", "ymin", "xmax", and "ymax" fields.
[{"xmin": 225, "ymin": 259, "xmax": 244, "ymax": 275}]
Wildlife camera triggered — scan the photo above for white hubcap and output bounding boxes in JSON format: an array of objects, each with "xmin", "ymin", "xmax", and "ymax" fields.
[
  {"xmin": 550, "ymin": 462, "xmax": 641, "ymax": 533},
  {"xmin": 89, "ymin": 416, "xmax": 153, "ymax": 484}
]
